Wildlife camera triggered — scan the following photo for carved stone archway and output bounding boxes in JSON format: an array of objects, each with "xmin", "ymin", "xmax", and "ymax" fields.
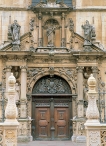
[
  {"xmin": 31, "ymin": 74, "xmax": 73, "ymax": 140},
  {"xmin": 32, "ymin": 75, "xmax": 72, "ymax": 95},
  {"xmin": 27, "ymin": 67, "xmax": 77, "ymax": 95}
]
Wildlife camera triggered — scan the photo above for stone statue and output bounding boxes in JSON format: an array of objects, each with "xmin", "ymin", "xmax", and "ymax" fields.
[
  {"xmin": 47, "ymin": 24, "xmax": 55, "ymax": 47},
  {"xmin": 82, "ymin": 20, "xmax": 96, "ymax": 46},
  {"xmin": 15, "ymin": 83, "xmax": 20, "ymax": 102},
  {"xmin": 11, "ymin": 20, "xmax": 21, "ymax": 45},
  {"xmin": 69, "ymin": 18, "xmax": 74, "ymax": 32}
]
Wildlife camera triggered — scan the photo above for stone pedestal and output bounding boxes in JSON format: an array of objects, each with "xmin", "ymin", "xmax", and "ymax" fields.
[
  {"xmin": 12, "ymin": 44, "xmax": 20, "ymax": 51},
  {"xmin": 0, "ymin": 73, "xmax": 19, "ymax": 146},
  {"xmin": 17, "ymin": 119, "xmax": 33, "ymax": 142},
  {"xmin": 84, "ymin": 74, "xmax": 101, "ymax": 146}
]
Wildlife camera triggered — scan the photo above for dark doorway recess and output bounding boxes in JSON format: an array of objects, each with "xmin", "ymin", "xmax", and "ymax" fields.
[{"xmin": 32, "ymin": 75, "xmax": 73, "ymax": 140}]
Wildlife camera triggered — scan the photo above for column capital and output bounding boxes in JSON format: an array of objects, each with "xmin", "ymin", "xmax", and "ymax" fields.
[
  {"xmin": 20, "ymin": 66, "xmax": 27, "ymax": 70},
  {"xmin": 76, "ymin": 66, "xmax": 84, "ymax": 73},
  {"xmin": 5, "ymin": 66, "xmax": 12, "ymax": 70},
  {"xmin": 38, "ymin": 12, "xmax": 42, "ymax": 20},
  {"xmin": 61, "ymin": 12, "xmax": 65, "ymax": 20},
  {"xmin": 92, "ymin": 66, "xmax": 98, "ymax": 73}
]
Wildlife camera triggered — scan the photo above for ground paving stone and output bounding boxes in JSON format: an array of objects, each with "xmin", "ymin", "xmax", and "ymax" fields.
[{"xmin": 18, "ymin": 141, "xmax": 86, "ymax": 146}]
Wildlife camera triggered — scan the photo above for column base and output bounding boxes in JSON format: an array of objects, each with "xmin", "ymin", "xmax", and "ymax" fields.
[
  {"xmin": 18, "ymin": 135, "xmax": 33, "ymax": 143},
  {"xmin": 71, "ymin": 135, "xmax": 77, "ymax": 142},
  {"xmin": 76, "ymin": 136, "xmax": 86, "ymax": 143}
]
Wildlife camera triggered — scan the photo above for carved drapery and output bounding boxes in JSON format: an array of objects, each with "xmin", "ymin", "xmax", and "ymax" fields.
[
  {"xmin": 44, "ymin": 19, "xmax": 60, "ymax": 47},
  {"xmin": 32, "ymin": 75, "xmax": 71, "ymax": 94}
]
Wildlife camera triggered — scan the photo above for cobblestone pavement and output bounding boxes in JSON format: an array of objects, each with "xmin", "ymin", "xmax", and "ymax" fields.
[{"xmin": 18, "ymin": 141, "xmax": 86, "ymax": 146}]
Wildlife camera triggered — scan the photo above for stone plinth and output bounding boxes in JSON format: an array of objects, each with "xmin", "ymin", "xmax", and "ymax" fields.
[
  {"xmin": 0, "ymin": 73, "xmax": 19, "ymax": 146},
  {"xmin": 84, "ymin": 74, "xmax": 101, "ymax": 146}
]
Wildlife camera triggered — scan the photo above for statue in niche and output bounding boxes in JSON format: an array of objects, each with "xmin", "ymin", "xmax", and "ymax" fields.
[
  {"xmin": 82, "ymin": 20, "xmax": 96, "ymax": 46},
  {"xmin": 10, "ymin": 20, "xmax": 21, "ymax": 45},
  {"xmin": 44, "ymin": 19, "xmax": 59, "ymax": 47},
  {"xmin": 47, "ymin": 24, "xmax": 55, "ymax": 47},
  {"xmin": 15, "ymin": 83, "xmax": 20, "ymax": 102}
]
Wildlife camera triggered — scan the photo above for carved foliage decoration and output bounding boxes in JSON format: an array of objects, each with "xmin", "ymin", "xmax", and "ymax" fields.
[
  {"xmin": 101, "ymin": 131, "xmax": 106, "ymax": 146},
  {"xmin": 5, "ymin": 130, "xmax": 17, "ymax": 146},
  {"xmin": 27, "ymin": 67, "xmax": 77, "ymax": 94},
  {"xmin": 32, "ymin": 75, "xmax": 71, "ymax": 94},
  {"xmin": 88, "ymin": 130, "xmax": 101, "ymax": 146},
  {"xmin": 0, "ymin": 129, "xmax": 3, "ymax": 145}
]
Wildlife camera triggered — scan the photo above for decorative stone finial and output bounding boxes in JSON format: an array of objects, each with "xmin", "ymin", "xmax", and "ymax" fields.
[
  {"xmin": 5, "ymin": 73, "xmax": 18, "ymax": 122},
  {"xmin": 86, "ymin": 74, "xmax": 99, "ymax": 123},
  {"xmin": 87, "ymin": 74, "xmax": 96, "ymax": 93}
]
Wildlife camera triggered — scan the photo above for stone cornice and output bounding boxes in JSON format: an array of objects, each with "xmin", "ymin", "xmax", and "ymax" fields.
[
  {"xmin": 0, "ymin": 7, "xmax": 28, "ymax": 11},
  {"xmin": 73, "ymin": 7, "xmax": 106, "ymax": 12}
]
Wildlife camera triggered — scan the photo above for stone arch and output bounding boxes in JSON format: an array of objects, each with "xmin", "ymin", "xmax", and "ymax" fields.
[
  {"xmin": 27, "ymin": 68, "xmax": 77, "ymax": 95},
  {"xmin": 43, "ymin": 18, "xmax": 60, "ymax": 28},
  {"xmin": 32, "ymin": 75, "xmax": 72, "ymax": 94}
]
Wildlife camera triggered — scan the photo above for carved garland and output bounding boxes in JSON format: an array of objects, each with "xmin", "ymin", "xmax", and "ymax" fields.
[{"xmin": 27, "ymin": 67, "xmax": 77, "ymax": 95}]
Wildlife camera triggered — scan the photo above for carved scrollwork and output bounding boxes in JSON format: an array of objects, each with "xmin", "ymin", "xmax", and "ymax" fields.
[
  {"xmin": 27, "ymin": 67, "xmax": 77, "ymax": 94},
  {"xmin": 101, "ymin": 131, "xmax": 106, "ymax": 146},
  {"xmin": 32, "ymin": 75, "xmax": 71, "ymax": 94},
  {"xmin": 88, "ymin": 131, "xmax": 100, "ymax": 146}
]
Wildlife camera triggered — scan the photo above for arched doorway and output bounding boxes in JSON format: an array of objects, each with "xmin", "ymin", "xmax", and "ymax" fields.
[{"xmin": 32, "ymin": 75, "xmax": 72, "ymax": 140}]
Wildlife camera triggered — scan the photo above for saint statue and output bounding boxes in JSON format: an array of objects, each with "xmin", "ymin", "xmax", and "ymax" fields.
[
  {"xmin": 47, "ymin": 24, "xmax": 55, "ymax": 47},
  {"xmin": 82, "ymin": 20, "xmax": 92, "ymax": 44},
  {"xmin": 11, "ymin": 20, "xmax": 21, "ymax": 45},
  {"xmin": 82, "ymin": 20, "xmax": 96, "ymax": 45},
  {"xmin": 15, "ymin": 83, "xmax": 20, "ymax": 102}
]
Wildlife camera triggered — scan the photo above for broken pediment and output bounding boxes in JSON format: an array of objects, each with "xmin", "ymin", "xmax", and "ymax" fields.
[
  {"xmin": 0, "ymin": 31, "xmax": 104, "ymax": 53},
  {"xmin": 67, "ymin": 31, "xmax": 104, "ymax": 53},
  {"xmin": 0, "ymin": 32, "xmax": 32, "ymax": 51}
]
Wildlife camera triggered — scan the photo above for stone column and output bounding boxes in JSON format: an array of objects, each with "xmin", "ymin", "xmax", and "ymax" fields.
[
  {"xmin": 61, "ymin": 13, "xmax": 65, "ymax": 47},
  {"xmin": 20, "ymin": 66, "xmax": 27, "ymax": 118},
  {"xmin": 84, "ymin": 74, "xmax": 101, "ymax": 146},
  {"xmin": 38, "ymin": 12, "xmax": 42, "ymax": 47},
  {"xmin": 77, "ymin": 66, "xmax": 84, "ymax": 118},
  {"xmin": 76, "ymin": 66, "xmax": 86, "ymax": 143},
  {"xmin": 6, "ymin": 66, "xmax": 12, "ymax": 93}
]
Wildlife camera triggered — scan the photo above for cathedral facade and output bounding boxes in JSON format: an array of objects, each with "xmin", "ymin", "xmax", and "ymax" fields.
[{"xmin": 0, "ymin": 0, "xmax": 106, "ymax": 143}]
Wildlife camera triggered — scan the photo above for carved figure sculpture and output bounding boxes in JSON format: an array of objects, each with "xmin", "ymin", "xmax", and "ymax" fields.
[
  {"xmin": 69, "ymin": 18, "xmax": 74, "ymax": 32},
  {"xmin": 82, "ymin": 20, "xmax": 96, "ymax": 45},
  {"xmin": 11, "ymin": 20, "xmax": 21, "ymax": 45},
  {"xmin": 47, "ymin": 24, "xmax": 55, "ymax": 47},
  {"xmin": 15, "ymin": 83, "xmax": 20, "ymax": 101}
]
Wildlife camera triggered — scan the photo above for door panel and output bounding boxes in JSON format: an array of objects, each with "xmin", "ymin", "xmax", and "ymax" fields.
[
  {"xmin": 54, "ymin": 108, "xmax": 69, "ymax": 138},
  {"xmin": 36, "ymin": 108, "xmax": 50, "ymax": 138}
]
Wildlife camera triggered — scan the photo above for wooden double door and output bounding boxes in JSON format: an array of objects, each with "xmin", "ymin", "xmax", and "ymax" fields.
[{"xmin": 32, "ymin": 97, "xmax": 72, "ymax": 140}]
